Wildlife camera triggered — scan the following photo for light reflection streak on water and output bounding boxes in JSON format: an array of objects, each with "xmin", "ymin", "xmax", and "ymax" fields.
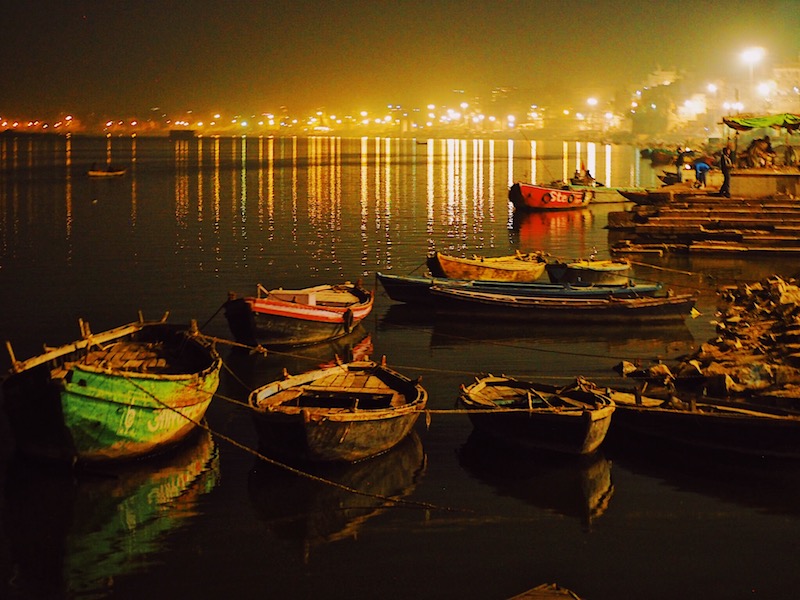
[
  {"xmin": 291, "ymin": 136, "xmax": 298, "ymax": 245},
  {"xmin": 213, "ymin": 137, "xmax": 221, "ymax": 268},
  {"xmin": 267, "ymin": 137, "xmax": 275, "ymax": 242},
  {"xmin": 426, "ymin": 139, "xmax": 435, "ymax": 256},
  {"xmin": 382, "ymin": 137, "xmax": 392, "ymax": 271},
  {"xmin": 130, "ymin": 136, "xmax": 138, "ymax": 228},
  {"xmin": 472, "ymin": 139, "xmax": 483, "ymax": 235},
  {"xmin": 360, "ymin": 137, "xmax": 370, "ymax": 268},
  {"xmin": 65, "ymin": 135, "xmax": 73, "ymax": 249},
  {"xmin": 373, "ymin": 137, "xmax": 383, "ymax": 266},
  {"xmin": 175, "ymin": 139, "xmax": 189, "ymax": 227},
  {"xmin": 604, "ymin": 143, "xmax": 612, "ymax": 186},
  {"xmin": 257, "ymin": 138, "xmax": 265, "ymax": 232},
  {"xmin": 197, "ymin": 138, "xmax": 204, "ymax": 224},
  {"xmin": 240, "ymin": 136, "xmax": 248, "ymax": 247}
]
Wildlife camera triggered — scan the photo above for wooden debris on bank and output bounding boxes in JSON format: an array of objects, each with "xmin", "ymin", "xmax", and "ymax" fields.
[{"xmin": 620, "ymin": 276, "xmax": 800, "ymax": 407}]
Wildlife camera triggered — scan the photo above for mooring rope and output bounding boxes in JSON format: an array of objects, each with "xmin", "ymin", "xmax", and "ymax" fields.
[{"xmin": 123, "ymin": 367, "xmax": 468, "ymax": 514}]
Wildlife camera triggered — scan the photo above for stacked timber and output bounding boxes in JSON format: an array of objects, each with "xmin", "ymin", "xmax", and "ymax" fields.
[{"xmin": 608, "ymin": 193, "xmax": 800, "ymax": 255}]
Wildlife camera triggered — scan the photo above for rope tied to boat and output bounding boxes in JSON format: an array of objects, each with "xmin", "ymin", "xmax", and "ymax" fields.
[{"xmin": 119, "ymin": 372, "xmax": 470, "ymax": 514}]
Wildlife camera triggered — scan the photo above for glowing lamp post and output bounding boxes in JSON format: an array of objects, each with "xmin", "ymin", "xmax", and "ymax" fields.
[{"xmin": 741, "ymin": 47, "xmax": 765, "ymax": 99}]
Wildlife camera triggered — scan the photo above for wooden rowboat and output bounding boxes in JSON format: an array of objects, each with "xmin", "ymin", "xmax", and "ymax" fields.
[
  {"xmin": 2, "ymin": 315, "xmax": 221, "ymax": 464},
  {"xmin": 429, "ymin": 286, "xmax": 698, "ymax": 323},
  {"xmin": 545, "ymin": 258, "xmax": 632, "ymax": 285},
  {"xmin": 427, "ymin": 251, "xmax": 546, "ymax": 282},
  {"xmin": 508, "ymin": 182, "xmax": 590, "ymax": 211},
  {"xmin": 376, "ymin": 271, "xmax": 664, "ymax": 305},
  {"xmin": 459, "ymin": 375, "xmax": 615, "ymax": 455},
  {"xmin": 224, "ymin": 281, "xmax": 373, "ymax": 347},
  {"xmin": 576, "ymin": 377, "xmax": 800, "ymax": 459},
  {"xmin": 87, "ymin": 167, "xmax": 126, "ymax": 177},
  {"xmin": 248, "ymin": 357, "xmax": 427, "ymax": 463}
]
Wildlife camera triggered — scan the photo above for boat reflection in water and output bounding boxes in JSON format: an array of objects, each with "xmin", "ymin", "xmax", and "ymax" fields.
[
  {"xmin": 3, "ymin": 429, "xmax": 219, "ymax": 599},
  {"xmin": 509, "ymin": 208, "xmax": 595, "ymax": 251},
  {"xmin": 220, "ymin": 326, "xmax": 373, "ymax": 393},
  {"xmin": 608, "ymin": 442, "xmax": 800, "ymax": 518},
  {"xmin": 379, "ymin": 303, "xmax": 695, "ymax": 358},
  {"xmin": 247, "ymin": 431, "xmax": 426, "ymax": 561},
  {"xmin": 458, "ymin": 432, "xmax": 614, "ymax": 532}
]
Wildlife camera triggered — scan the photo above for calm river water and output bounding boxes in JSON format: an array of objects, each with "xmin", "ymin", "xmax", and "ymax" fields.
[{"xmin": 1, "ymin": 134, "xmax": 800, "ymax": 600}]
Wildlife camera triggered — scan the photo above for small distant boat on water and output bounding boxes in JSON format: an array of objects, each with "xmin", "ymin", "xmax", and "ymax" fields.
[
  {"xmin": 545, "ymin": 258, "xmax": 632, "ymax": 285},
  {"xmin": 2, "ymin": 315, "xmax": 222, "ymax": 465},
  {"xmin": 224, "ymin": 281, "xmax": 374, "ymax": 347},
  {"xmin": 376, "ymin": 271, "xmax": 664, "ymax": 305},
  {"xmin": 427, "ymin": 251, "xmax": 547, "ymax": 282},
  {"xmin": 508, "ymin": 182, "xmax": 590, "ymax": 212},
  {"xmin": 88, "ymin": 165, "xmax": 126, "ymax": 177},
  {"xmin": 248, "ymin": 357, "xmax": 427, "ymax": 463},
  {"xmin": 458, "ymin": 375, "xmax": 615, "ymax": 455}
]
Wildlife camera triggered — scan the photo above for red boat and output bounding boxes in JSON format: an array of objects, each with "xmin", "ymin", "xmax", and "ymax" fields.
[{"xmin": 508, "ymin": 182, "xmax": 590, "ymax": 211}]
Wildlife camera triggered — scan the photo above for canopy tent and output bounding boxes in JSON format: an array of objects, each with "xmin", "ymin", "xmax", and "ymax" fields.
[{"xmin": 722, "ymin": 113, "xmax": 800, "ymax": 133}]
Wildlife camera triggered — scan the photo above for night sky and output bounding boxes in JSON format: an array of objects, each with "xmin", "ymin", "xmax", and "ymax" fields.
[{"xmin": 2, "ymin": 0, "xmax": 799, "ymax": 117}]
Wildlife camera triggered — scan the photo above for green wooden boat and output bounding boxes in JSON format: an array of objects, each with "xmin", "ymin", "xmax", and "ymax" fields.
[{"xmin": 2, "ymin": 314, "xmax": 221, "ymax": 464}]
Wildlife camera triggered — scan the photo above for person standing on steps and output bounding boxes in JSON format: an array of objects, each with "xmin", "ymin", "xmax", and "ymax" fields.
[{"xmin": 719, "ymin": 147, "xmax": 733, "ymax": 198}]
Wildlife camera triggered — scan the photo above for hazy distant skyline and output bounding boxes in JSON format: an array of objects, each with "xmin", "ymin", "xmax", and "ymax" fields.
[{"xmin": 3, "ymin": 0, "xmax": 799, "ymax": 118}]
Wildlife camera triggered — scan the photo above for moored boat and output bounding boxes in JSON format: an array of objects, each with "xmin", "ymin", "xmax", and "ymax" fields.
[
  {"xmin": 545, "ymin": 258, "xmax": 632, "ymax": 285},
  {"xmin": 224, "ymin": 281, "xmax": 373, "ymax": 347},
  {"xmin": 376, "ymin": 271, "xmax": 663, "ymax": 305},
  {"xmin": 567, "ymin": 184, "xmax": 645, "ymax": 203},
  {"xmin": 508, "ymin": 182, "xmax": 590, "ymax": 211},
  {"xmin": 458, "ymin": 376, "xmax": 615, "ymax": 455},
  {"xmin": 427, "ymin": 251, "xmax": 546, "ymax": 282},
  {"xmin": 577, "ymin": 378, "xmax": 800, "ymax": 459},
  {"xmin": 2, "ymin": 315, "xmax": 221, "ymax": 464},
  {"xmin": 429, "ymin": 285, "xmax": 698, "ymax": 322},
  {"xmin": 87, "ymin": 166, "xmax": 126, "ymax": 177},
  {"xmin": 248, "ymin": 357, "xmax": 427, "ymax": 463}
]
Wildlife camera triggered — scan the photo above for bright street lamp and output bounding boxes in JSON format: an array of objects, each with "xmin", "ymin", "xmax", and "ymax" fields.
[{"xmin": 741, "ymin": 47, "xmax": 765, "ymax": 94}]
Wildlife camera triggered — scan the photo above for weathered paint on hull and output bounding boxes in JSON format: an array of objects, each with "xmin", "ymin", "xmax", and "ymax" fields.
[
  {"xmin": 546, "ymin": 260, "xmax": 632, "ymax": 286},
  {"xmin": 251, "ymin": 312, "xmax": 360, "ymax": 347},
  {"xmin": 253, "ymin": 409, "xmax": 422, "ymax": 462},
  {"xmin": 432, "ymin": 253, "xmax": 546, "ymax": 283},
  {"xmin": 466, "ymin": 408, "xmax": 613, "ymax": 455},
  {"xmin": 509, "ymin": 182, "xmax": 590, "ymax": 211},
  {"xmin": 2, "ymin": 321, "xmax": 222, "ymax": 464},
  {"xmin": 61, "ymin": 366, "xmax": 219, "ymax": 461},
  {"xmin": 431, "ymin": 287, "xmax": 697, "ymax": 322}
]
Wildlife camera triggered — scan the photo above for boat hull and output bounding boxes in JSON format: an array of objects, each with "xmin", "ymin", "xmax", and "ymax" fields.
[
  {"xmin": 509, "ymin": 182, "xmax": 589, "ymax": 211},
  {"xmin": 249, "ymin": 360, "xmax": 427, "ymax": 462},
  {"xmin": 609, "ymin": 393, "xmax": 800, "ymax": 459},
  {"xmin": 459, "ymin": 377, "xmax": 615, "ymax": 455},
  {"xmin": 545, "ymin": 260, "xmax": 632, "ymax": 285},
  {"xmin": 428, "ymin": 252, "xmax": 546, "ymax": 282},
  {"xmin": 225, "ymin": 284, "xmax": 373, "ymax": 347},
  {"xmin": 2, "ymin": 321, "xmax": 221, "ymax": 464},
  {"xmin": 430, "ymin": 286, "xmax": 697, "ymax": 322},
  {"xmin": 377, "ymin": 271, "xmax": 663, "ymax": 304}
]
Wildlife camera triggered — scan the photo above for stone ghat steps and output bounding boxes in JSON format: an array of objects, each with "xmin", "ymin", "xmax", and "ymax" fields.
[{"xmin": 607, "ymin": 194, "xmax": 800, "ymax": 254}]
